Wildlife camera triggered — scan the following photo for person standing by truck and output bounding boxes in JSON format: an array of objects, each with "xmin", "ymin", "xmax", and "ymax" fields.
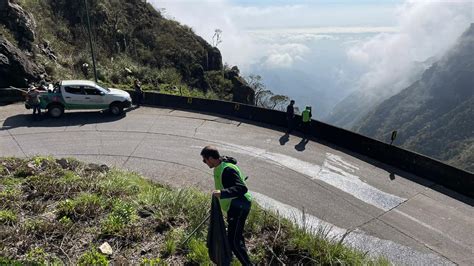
[
  {"xmin": 26, "ymin": 86, "xmax": 41, "ymax": 120},
  {"xmin": 134, "ymin": 79, "xmax": 143, "ymax": 107}
]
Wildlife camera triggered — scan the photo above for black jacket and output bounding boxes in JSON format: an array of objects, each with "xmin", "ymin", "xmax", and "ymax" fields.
[
  {"xmin": 220, "ymin": 157, "xmax": 251, "ymax": 210},
  {"xmin": 286, "ymin": 104, "xmax": 294, "ymax": 119}
]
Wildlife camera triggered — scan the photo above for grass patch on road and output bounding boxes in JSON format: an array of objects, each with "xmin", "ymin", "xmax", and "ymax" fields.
[{"xmin": 0, "ymin": 156, "xmax": 388, "ymax": 264}]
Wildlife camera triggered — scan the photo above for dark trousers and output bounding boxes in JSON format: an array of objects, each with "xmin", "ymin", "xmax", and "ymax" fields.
[
  {"xmin": 135, "ymin": 92, "xmax": 143, "ymax": 107},
  {"xmin": 302, "ymin": 121, "xmax": 311, "ymax": 137},
  {"xmin": 227, "ymin": 205, "xmax": 252, "ymax": 266},
  {"xmin": 32, "ymin": 104, "xmax": 41, "ymax": 119},
  {"xmin": 286, "ymin": 117, "xmax": 294, "ymax": 133}
]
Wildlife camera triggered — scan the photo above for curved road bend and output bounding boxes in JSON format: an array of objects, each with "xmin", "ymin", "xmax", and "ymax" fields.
[{"xmin": 1, "ymin": 103, "xmax": 473, "ymax": 265}]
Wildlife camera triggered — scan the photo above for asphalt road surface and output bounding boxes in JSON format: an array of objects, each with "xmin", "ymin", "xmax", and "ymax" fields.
[{"xmin": 1, "ymin": 103, "xmax": 473, "ymax": 265}]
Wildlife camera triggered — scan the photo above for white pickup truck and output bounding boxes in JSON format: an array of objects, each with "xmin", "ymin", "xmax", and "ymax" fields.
[{"xmin": 26, "ymin": 80, "xmax": 132, "ymax": 117}]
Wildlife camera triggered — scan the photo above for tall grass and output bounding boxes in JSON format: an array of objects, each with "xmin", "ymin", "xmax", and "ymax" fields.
[{"xmin": 0, "ymin": 156, "xmax": 388, "ymax": 264}]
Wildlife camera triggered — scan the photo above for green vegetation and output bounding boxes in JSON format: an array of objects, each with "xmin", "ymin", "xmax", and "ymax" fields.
[
  {"xmin": 14, "ymin": 0, "xmax": 229, "ymax": 100},
  {"xmin": 186, "ymin": 238, "xmax": 212, "ymax": 265},
  {"xmin": 78, "ymin": 248, "xmax": 108, "ymax": 266},
  {"xmin": 0, "ymin": 209, "xmax": 17, "ymax": 225},
  {"xmin": 0, "ymin": 156, "xmax": 388, "ymax": 264},
  {"xmin": 57, "ymin": 193, "xmax": 105, "ymax": 221},
  {"xmin": 140, "ymin": 257, "xmax": 164, "ymax": 266},
  {"xmin": 0, "ymin": 24, "xmax": 18, "ymax": 47}
]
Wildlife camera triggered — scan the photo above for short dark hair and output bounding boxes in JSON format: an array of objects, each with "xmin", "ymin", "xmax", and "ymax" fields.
[{"xmin": 201, "ymin": 146, "xmax": 220, "ymax": 159}]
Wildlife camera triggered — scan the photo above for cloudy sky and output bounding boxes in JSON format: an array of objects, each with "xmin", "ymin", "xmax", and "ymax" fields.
[
  {"xmin": 150, "ymin": 0, "xmax": 404, "ymax": 69},
  {"xmin": 150, "ymin": 0, "xmax": 473, "ymax": 117}
]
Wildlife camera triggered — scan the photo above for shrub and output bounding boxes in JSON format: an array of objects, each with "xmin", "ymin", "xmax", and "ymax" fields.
[
  {"xmin": 25, "ymin": 247, "xmax": 48, "ymax": 265},
  {"xmin": 158, "ymin": 68, "xmax": 183, "ymax": 85},
  {"xmin": 186, "ymin": 238, "xmax": 212, "ymax": 265},
  {"xmin": 101, "ymin": 199, "xmax": 137, "ymax": 235},
  {"xmin": 0, "ymin": 256, "xmax": 22, "ymax": 265},
  {"xmin": 78, "ymin": 248, "xmax": 108, "ymax": 266},
  {"xmin": 205, "ymin": 70, "xmax": 232, "ymax": 95},
  {"xmin": 161, "ymin": 228, "xmax": 184, "ymax": 257},
  {"xmin": 56, "ymin": 193, "xmax": 104, "ymax": 221},
  {"xmin": 0, "ymin": 187, "xmax": 21, "ymax": 209},
  {"xmin": 13, "ymin": 164, "xmax": 34, "ymax": 178},
  {"xmin": 162, "ymin": 238, "xmax": 177, "ymax": 258},
  {"xmin": 22, "ymin": 218, "xmax": 64, "ymax": 238},
  {"xmin": 140, "ymin": 257, "xmax": 165, "ymax": 266},
  {"xmin": 0, "ymin": 209, "xmax": 17, "ymax": 225},
  {"xmin": 25, "ymin": 170, "xmax": 87, "ymax": 201},
  {"xmin": 0, "ymin": 25, "xmax": 18, "ymax": 47},
  {"xmin": 98, "ymin": 170, "xmax": 143, "ymax": 197},
  {"xmin": 58, "ymin": 216, "xmax": 73, "ymax": 227}
]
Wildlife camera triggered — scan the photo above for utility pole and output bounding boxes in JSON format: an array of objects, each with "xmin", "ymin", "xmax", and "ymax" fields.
[{"xmin": 84, "ymin": 0, "xmax": 98, "ymax": 83}]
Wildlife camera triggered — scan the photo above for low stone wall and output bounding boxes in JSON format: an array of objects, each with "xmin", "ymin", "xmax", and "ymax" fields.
[{"xmin": 0, "ymin": 88, "xmax": 25, "ymax": 105}]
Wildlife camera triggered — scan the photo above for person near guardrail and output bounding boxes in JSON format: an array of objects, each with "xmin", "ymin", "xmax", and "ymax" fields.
[
  {"xmin": 302, "ymin": 106, "xmax": 312, "ymax": 139},
  {"xmin": 26, "ymin": 86, "xmax": 41, "ymax": 120},
  {"xmin": 133, "ymin": 79, "xmax": 144, "ymax": 108},
  {"xmin": 201, "ymin": 146, "xmax": 253, "ymax": 266},
  {"xmin": 286, "ymin": 100, "xmax": 295, "ymax": 133}
]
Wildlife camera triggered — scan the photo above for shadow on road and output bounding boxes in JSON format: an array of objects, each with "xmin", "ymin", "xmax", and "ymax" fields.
[
  {"xmin": 295, "ymin": 138, "xmax": 309, "ymax": 151},
  {"xmin": 389, "ymin": 173, "xmax": 396, "ymax": 180},
  {"xmin": 1, "ymin": 110, "xmax": 126, "ymax": 130},
  {"xmin": 279, "ymin": 133, "xmax": 289, "ymax": 145}
]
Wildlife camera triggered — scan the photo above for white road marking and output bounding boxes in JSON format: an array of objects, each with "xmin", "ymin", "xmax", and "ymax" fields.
[
  {"xmin": 326, "ymin": 152, "xmax": 359, "ymax": 172},
  {"xmin": 215, "ymin": 143, "xmax": 406, "ymax": 211},
  {"xmin": 253, "ymin": 192, "xmax": 452, "ymax": 265},
  {"xmin": 193, "ymin": 143, "xmax": 464, "ymax": 255}
]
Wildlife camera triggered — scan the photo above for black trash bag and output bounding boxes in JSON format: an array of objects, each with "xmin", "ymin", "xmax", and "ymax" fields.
[{"xmin": 207, "ymin": 195, "xmax": 232, "ymax": 265}]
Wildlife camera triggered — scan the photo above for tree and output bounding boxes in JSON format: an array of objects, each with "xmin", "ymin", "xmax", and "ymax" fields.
[
  {"xmin": 212, "ymin": 29, "xmax": 222, "ymax": 47},
  {"xmin": 246, "ymin": 74, "xmax": 289, "ymax": 110},
  {"xmin": 268, "ymin": 95, "xmax": 290, "ymax": 110},
  {"xmin": 246, "ymin": 74, "xmax": 271, "ymax": 107}
]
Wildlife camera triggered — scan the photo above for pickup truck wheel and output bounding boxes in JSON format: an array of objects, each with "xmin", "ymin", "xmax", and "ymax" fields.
[
  {"xmin": 109, "ymin": 103, "xmax": 123, "ymax": 116},
  {"xmin": 48, "ymin": 104, "xmax": 64, "ymax": 118}
]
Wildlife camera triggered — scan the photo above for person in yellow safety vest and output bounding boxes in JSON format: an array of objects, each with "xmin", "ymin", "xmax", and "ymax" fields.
[
  {"xmin": 201, "ymin": 146, "xmax": 253, "ymax": 266},
  {"xmin": 301, "ymin": 106, "xmax": 312, "ymax": 139}
]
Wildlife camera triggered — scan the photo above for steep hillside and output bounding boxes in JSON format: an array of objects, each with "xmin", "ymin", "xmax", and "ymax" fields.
[
  {"xmin": 355, "ymin": 24, "xmax": 474, "ymax": 172},
  {"xmin": 326, "ymin": 59, "xmax": 431, "ymax": 129},
  {"xmin": 325, "ymin": 90, "xmax": 377, "ymax": 129},
  {"xmin": 0, "ymin": 0, "xmax": 254, "ymax": 103}
]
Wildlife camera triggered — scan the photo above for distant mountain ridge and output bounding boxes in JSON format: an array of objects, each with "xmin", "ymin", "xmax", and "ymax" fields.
[
  {"xmin": 325, "ymin": 58, "xmax": 433, "ymax": 128},
  {"xmin": 355, "ymin": 24, "xmax": 474, "ymax": 172}
]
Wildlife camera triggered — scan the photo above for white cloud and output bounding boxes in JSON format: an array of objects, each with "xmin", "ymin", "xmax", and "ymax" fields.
[
  {"xmin": 230, "ymin": 4, "xmax": 303, "ymax": 17},
  {"xmin": 149, "ymin": 0, "xmax": 399, "ymax": 73},
  {"xmin": 262, "ymin": 43, "xmax": 310, "ymax": 69},
  {"xmin": 346, "ymin": 1, "xmax": 472, "ymax": 97},
  {"xmin": 287, "ymin": 34, "xmax": 339, "ymax": 42},
  {"xmin": 148, "ymin": 0, "xmax": 471, "ymax": 100}
]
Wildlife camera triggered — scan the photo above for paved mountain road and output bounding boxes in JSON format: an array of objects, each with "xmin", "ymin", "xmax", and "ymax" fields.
[{"xmin": 1, "ymin": 104, "xmax": 473, "ymax": 265}]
